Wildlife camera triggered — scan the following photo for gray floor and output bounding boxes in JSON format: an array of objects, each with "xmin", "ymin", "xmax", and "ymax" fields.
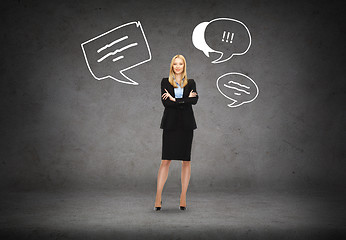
[{"xmin": 1, "ymin": 187, "xmax": 345, "ymax": 240}]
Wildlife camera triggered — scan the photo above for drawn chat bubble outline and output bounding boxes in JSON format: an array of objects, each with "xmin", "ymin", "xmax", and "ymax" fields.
[
  {"xmin": 81, "ymin": 21, "xmax": 152, "ymax": 85},
  {"xmin": 192, "ymin": 18, "xmax": 251, "ymax": 64},
  {"xmin": 216, "ymin": 72, "xmax": 259, "ymax": 108}
]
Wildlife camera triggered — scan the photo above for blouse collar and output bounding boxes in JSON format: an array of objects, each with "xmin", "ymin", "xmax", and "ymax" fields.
[{"xmin": 173, "ymin": 76, "xmax": 185, "ymax": 88}]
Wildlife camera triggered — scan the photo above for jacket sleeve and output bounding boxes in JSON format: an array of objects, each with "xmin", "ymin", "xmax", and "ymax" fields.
[
  {"xmin": 175, "ymin": 79, "xmax": 199, "ymax": 105},
  {"xmin": 161, "ymin": 78, "xmax": 180, "ymax": 108},
  {"xmin": 161, "ymin": 78, "xmax": 199, "ymax": 108}
]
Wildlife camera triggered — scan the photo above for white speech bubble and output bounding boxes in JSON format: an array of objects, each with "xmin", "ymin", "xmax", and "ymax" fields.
[
  {"xmin": 81, "ymin": 21, "xmax": 151, "ymax": 85},
  {"xmin": 192, "ymin": 18, "xmax": 251, "ymax": 64},
  {"xmin": 216, "ymin": 72, "xmax": 259, "ymax": 107}
]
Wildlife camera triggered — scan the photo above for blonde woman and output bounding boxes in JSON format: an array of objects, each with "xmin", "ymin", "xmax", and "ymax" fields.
[{"xmin": 154, "ymin": 55, "xmax": 198, "ymax": 211}]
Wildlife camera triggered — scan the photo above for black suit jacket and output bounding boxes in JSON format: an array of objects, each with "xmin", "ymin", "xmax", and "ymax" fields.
[{"xmin": 160, "ymin": 78, "xmax": 199, "ymax": 130}]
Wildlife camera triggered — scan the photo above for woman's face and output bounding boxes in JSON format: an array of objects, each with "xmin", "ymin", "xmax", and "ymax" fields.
[{"xmin": 172, "ymin": 57, "xmax": 184, "ymax": 74}]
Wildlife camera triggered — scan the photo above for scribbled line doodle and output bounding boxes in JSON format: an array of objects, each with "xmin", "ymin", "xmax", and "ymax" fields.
[
  {"xmin": 81, "ymin": 21, "xmax": 151, "ymax": 85},
  {"xmin": 192, "ymin": 18, "xmax": 251, "ymax": 64},
  {"xmin": 216, "ymin": 72, "xmax": 259, "ymax": 108}
]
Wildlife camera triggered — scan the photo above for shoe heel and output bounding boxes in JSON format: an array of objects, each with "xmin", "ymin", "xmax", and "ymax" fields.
[{"xmin": 154, "ymin": 200, "xmax": 163, "ymax": 211}]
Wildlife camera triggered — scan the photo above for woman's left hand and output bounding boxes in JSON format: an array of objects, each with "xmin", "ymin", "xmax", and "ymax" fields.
[{"xmin": 162, "ymin": 89, "xmax": 176, "ymax": 101}]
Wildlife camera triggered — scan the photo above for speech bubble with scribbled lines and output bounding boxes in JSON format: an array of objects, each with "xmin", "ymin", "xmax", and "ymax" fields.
[
  {"xmin": 81, "ymin": 21, "xmax": 151, "ymax": 85},
  {"xmin": 216, "ymin": 72, "xmax": 259, "ymax": 107}
]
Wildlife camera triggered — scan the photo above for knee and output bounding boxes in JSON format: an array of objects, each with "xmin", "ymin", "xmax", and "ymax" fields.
[
  {"xmin": 161, "ymin": 160, "xmax": 171, "ymax": 166},
  {"xmin": 182, "ymin": 161, "xmax": 191, "ymax": 166}
]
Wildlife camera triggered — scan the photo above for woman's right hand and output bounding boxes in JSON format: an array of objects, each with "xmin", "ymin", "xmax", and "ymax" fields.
[
  {"xmin": 162, "ymin": 89, "xmax": 176, "ymax": 101},
  {"xmin": 189, "ymin": 90, "xmax": 198, "ymax": 98}
]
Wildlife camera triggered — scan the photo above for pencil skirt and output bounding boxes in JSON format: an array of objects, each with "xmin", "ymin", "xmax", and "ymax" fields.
[{"xmin": 162, "ymin": 129, "xmax": 194, "ymax": 161}]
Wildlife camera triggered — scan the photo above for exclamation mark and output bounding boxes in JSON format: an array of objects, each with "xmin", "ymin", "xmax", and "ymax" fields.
[
  {"xmin": 222, "ymin": 31, "xmax": 226, "ymax": 41},
  {"xmin": 226, "ymin": 32, "xmax": 230, "ymax": 42},
  {"xmin": 230, "ymin": 33, "xmax": 234, "ymax": 43}
]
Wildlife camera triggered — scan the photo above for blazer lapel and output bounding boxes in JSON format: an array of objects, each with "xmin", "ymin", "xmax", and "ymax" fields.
[
  {"xmin": 171, "ymin": 82, "xmax": 175, "ymax": 98},
  {"xmin": 183, "ymin": 83, "xmax": 185, "ymax": 97},
  {"xmin": 180, "ymin": 80, "xmax": 187, "ymax": 98},
  {"xmin": 182, "ymin": 80, "xmax": 188, "ymax": 97}
]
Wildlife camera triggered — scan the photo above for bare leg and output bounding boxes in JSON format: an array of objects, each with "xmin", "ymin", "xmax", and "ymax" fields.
[
  {"xmin": 155, "ymin": 160, "xmax": 171, "ymax": 207},
  {"xmin": 180, "ymin": 161, "xmax": 191, "ymax": 207}
]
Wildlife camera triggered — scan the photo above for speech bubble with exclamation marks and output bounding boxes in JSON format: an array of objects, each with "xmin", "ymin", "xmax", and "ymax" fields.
[
  {"xmin": 216, "ymin": 72, "xmax": 259, "ymax": 107},
  {"xmin": 192, "ymin": 18, "xmax": 251, "ymax": 64},
  {"xmin": 81, "ymin": 21, "xmax": 152, "ymax": 85}
]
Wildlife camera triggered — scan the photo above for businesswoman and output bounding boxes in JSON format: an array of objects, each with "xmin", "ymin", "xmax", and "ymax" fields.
[{"xmin": 154, "ymin": 54, "xmax": 198, "ymax": 211}]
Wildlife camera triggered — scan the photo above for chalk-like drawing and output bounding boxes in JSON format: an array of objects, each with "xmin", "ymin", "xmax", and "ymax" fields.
[
  {"xmin": 216, "ymin": 72, "xmax": 259, "ymax": 107},
  {"xmin": 221, "ymin": 31, "xmax": 234, "ymax": 43},
  {"xmin": 192, "ymin": 18, "xmax": 251, "ymax": 64},
  {"xmin": 81, "ymin": 21, "xmax": 151, "ymax": 85}
]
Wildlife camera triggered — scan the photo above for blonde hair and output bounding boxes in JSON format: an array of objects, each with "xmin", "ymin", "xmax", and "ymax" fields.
[{"xmin": 168, "ymin": 55, "xmax": 188, "ymax": 88}]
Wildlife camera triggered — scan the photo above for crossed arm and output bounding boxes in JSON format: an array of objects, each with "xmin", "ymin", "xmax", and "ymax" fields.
[{"xmin": 161, "ymin": 79, "xmax": 199, "ymax": 108}]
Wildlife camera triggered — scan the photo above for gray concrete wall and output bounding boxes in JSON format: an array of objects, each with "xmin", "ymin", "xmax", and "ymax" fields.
[{"xmin": 1, "ymin": 0, "xmax": 345, "ymax": 191}]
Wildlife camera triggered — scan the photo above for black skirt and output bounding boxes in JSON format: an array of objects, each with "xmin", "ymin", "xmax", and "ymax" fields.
[{"xmin": 162, "ymin": 129, "xmax": 194, "ymax": 161}]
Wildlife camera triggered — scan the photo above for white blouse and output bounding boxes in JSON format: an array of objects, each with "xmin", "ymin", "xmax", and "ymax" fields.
[{"xmin": 174, "ymin": 79, "xmax": 184, "ymax": 98}]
